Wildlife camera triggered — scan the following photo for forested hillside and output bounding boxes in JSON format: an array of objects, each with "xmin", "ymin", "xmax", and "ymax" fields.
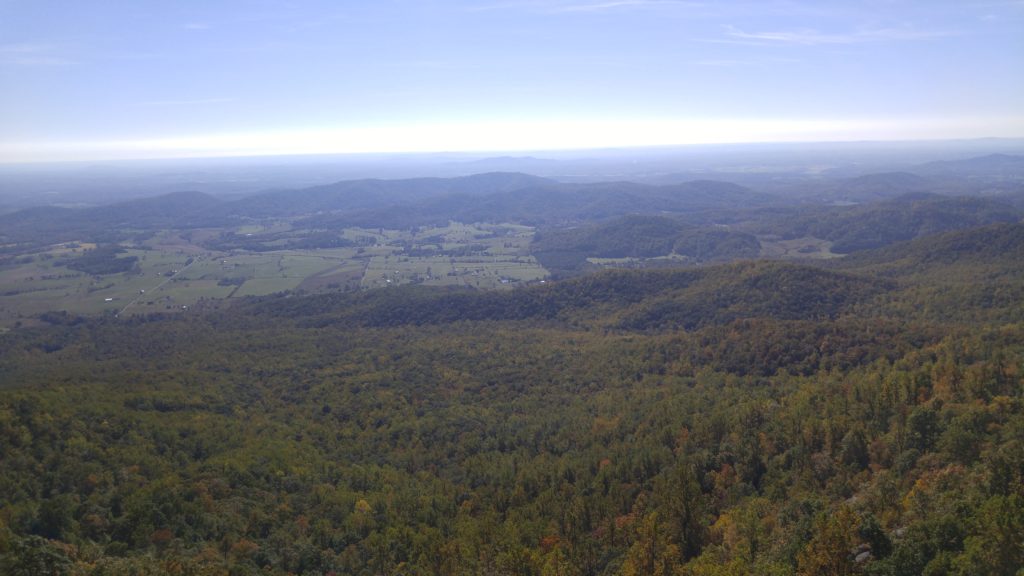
[
  {"xmin": 751, "ymin": 194, "xmax": 1020, "ymax": 253},
  {"xmin": 0, "ymin": 192, "xmax": 222, "ymax": 250},
  {"xmin": 530, "ymin": 215, "xmax": 761, "ymax": 276},
  {"xmin": 1, "ymin": 224, "xmax": 1022, "ymax": 575}
]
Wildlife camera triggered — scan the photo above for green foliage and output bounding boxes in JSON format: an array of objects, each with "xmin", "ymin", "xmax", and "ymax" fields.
[
  {"xmin": 0, "ymin": 192, "xmax": 221, "ymax": 248},
  {"xmin": 205, "ymin": 231, "xmax": 355, "ymax": 252},
  {"xmin": 672, "ymin": 229, "xmax": 760, "ymax": 262},
  {"xmin": 755, "ymin": 194, "xmax": 1020, "ymax": 254},
  {"xmin": 621, "ymin": 513, "xmax": 683, "ymax": 576},
  {"xmin": 0, "ymin": 535, "xmax": 73, "ymax": 576},
  {"xmin": 530, "ymin": 215, "xmax": 761, "ymax": 275},
  {"xmin": 0, "ymin": 222, "xmax": 1022, "ymax": 574},
  {"xmin": 534, "ymin": 215, "xmax": 689, "ymax": 260},
  {"xmin": 954, "ymin": 494, "xmax": 1024, "ymax": 576},
  {"xmin": 245, "ymin": 260, "xmax": 886, "ymax": 333},
  {"xmin": 796, "ymin": 506, "xmax": 861, "ymax": 576},
  {"xmin": 60, "ymin": 245, "xmax": 138, "ymax": 276}
]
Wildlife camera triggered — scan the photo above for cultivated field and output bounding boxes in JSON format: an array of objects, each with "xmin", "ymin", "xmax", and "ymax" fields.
[{"xmin": 0, "ymin": 221, "xmax": 549, "ymax": 326}]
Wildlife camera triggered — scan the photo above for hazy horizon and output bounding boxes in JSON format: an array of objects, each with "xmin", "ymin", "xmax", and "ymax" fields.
[{"xmin": 2, "ymin": 0, "xmax": 1023, "ymax": 163}]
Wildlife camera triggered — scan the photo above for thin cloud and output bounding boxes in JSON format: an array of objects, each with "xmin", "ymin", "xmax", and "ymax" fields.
[
  {"xmin": 722, "ymin": 25, "xmax": 959, "ymax": 46},
  {"xmin": 466, "ymin": 1, "xmax": 565, "ymax": 12},
  {"xmin": 381, "ymin": 60, "xmax": 481, "ymax": 70},
  {"xmin": 469, "ymin": 0, "xmax": 702, "ymax": 13},
  {"xmin": 0, "ymin": 43, "xmax": 74, "ymax": 66},
  {"xmin": 235, "ymin": 9, "xmax": 348, "ymax": 34},
  {"xmin": 693, "ymin": 59, "xmax": 750, "ymax": 67},
  {"xmin": 692, "ymin": 56, "xmax": 801, "ymax": 67},
  {"xmin": 135, "ymin": 98, "xmax": 237, "ymax": 107},
  {"xmin": 553, "ymin": 0, "xmax": 704, "ymax": 13},
  {"xmin": 101, "ymin": 51, "xmax": 164, "ymax": 62}
]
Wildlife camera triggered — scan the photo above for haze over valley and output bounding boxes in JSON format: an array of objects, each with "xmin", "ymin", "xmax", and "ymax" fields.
[{"xmin": 1, "ymin": 1, "xmax": 1023, "ymax": 574}]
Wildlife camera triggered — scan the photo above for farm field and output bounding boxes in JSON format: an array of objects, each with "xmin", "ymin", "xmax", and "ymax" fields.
[
  {"xmin": 758, "ymin": 235, "xmax": 841, "ymax": 259},
  {"xmin": 587, "ymin": 254, "xmax": 691, "ymax": 268},
  {"xmin": 0, "ymin": 221, "xmax": 549, "ymax": 326}
]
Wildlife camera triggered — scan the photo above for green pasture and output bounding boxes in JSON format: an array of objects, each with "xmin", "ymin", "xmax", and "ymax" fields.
[
  {"xmin": 0, "ymin": 222, "xmax": 549, "ymax": 325},
  {"xmin": 759, "ymin": 236, "xmax": 841, "ymax": 259}
]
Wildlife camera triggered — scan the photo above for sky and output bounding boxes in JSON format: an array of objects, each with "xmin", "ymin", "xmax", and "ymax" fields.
[{"xmin": 1, "ymin": 0, "xmax": 1022, "ymax": 162}]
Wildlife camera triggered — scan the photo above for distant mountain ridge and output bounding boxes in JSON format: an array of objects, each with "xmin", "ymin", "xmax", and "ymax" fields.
[
  {"xmin": 297, "ymin": 178, "xmax": 774, "ymax": 229},
  {"xmin": 823, "ymin": 171, "xmax": 933, "ymax": 202},
  {"xmin": 3, "ymin": 166, "xmax": 1020, "ymax": 263},
  {"xmin": 0, "ymin": 172, "xmax": 772, "ymax": 251},
  {"xmin": 914, "ymin": 153, "xmax": 1024, "ymax": 178},
  {"xmin": 216, "ymin": 172, "xmax": 557, "ymax": 218},
  {"xmin": 0, "ymin": 190, "xmax": 221, "ymax": 246}
]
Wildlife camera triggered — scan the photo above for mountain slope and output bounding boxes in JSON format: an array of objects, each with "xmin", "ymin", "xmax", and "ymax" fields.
[
  {"xmin": 300, "ymin": 179, "xmax": 774, "ymax": 229},
  {"xmin": 239, "ymin": 260, "xmax": 887, "ymax": 332},
  {"xmin": 836, "ymin": 221, "xmax": 1024, "ymax": 276},
  {"xmin": 824, "ymin": 171, "xmax": 934, "ymax": 202},
  {"xmin": 530, "ymin": 214, "xmax": 760, "ymax": 276},
  {"xmin": 1, "ymin": 221, "xmax": 1021, "ymax": 575},
  {"xmin": 219, "ymin": 172, "xmax": 557, "ymax": 218},
  {"xmin": 757, "ymin": 193, "xmax": 1020, "ymax": 253},
  {"xmin": 0, "ymin": 191, "xmax": 222, "ymax": 247},
  {"xmin": 830, "ymin": 222, "xmax": 1024, "ymax": 323},
  {"xmin": 914, "ymin": 153, "xmax": 1024, "ymax": 179}
]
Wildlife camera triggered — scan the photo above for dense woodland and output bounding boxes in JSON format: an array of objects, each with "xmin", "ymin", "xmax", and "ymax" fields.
[
  {"xmin": 1, "ymin": 223, "xmax": 1022, "ymax": 575},
  {"xmin": 748, "ymin": 194, "xmax": 1021, "ymax": 253},
  {"xmin": 530, "ymin": 215, "xmax": 762, "ymax": 277}
]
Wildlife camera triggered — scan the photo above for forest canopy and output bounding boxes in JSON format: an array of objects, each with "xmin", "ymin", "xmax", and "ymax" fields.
[{"xmin": 1, "ymin": 224, "xmax": 1022, "ymax": 575}]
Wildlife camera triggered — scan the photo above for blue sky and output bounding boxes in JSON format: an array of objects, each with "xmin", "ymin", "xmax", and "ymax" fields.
[{"xmin": 1, "ymin": 0, "xmax": 1022, "ymax": 162}]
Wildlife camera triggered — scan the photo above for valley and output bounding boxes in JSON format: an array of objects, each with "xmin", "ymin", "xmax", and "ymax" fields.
[
  {"xmin": 0, "ymin": 150, "xmax": 1022, "ymax": 575},
  {"xmin": 2, "ymin": 154, "xmax": 1020, "ymax": 328},
  {"xmin": 0, "ymin": 221, "xmax": 547, "ymax": 327},
  {"xmin": 3, "ymin": 0, "xmax": 1022, "ymax": 572}
]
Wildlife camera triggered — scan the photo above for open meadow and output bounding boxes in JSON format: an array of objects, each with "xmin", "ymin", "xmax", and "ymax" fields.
[{"xmin": 0, "ymin": 221, "xmax": 548, "ymax": 327}]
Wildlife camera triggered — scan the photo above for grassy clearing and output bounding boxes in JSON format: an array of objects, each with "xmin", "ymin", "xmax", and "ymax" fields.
[
  {"xmin": 232, "ymin": 277, "xmax": 302, "ymax": 297},
  {"xmin": 759, "ymin": 236, "xmax": 840, "ymax": 260}
]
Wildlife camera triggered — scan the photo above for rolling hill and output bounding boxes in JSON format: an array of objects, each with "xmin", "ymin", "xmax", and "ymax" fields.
[
  {"xmin": 0, "ymin": 191, "xmax": 222, "ymax": 248},
  {"xmin": 530, "ymin": 214, "xmax": 761, "ymax": 276},
  {"xmin": 755, "ymin": 193, "xmax": 1020, "ymax": 253},
  {"xmin": 217, "ymin": 172, "xmax": 557, "ymax": 218},
  {"xmin": 0, "ymin": 220, "xmax": 1022, "ymax": 575},
  {"xmin": 295, "ymin": 178, "xmax": 775, "ymax": 229}
]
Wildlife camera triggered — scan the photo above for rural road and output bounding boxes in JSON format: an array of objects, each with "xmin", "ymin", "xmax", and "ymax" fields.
[{"xmin": 115, "ymin": 257, "xmax": 200, "ymax": 318}]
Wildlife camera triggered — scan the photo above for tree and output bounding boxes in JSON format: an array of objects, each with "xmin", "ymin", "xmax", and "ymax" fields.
[
  {"xmin": 621, "ymin": 513, "xmax": 682, "ymax": 576},
  {"xmin": 796, "ymin": 505, "xmax": 861, "ymax": 576},
  {"xmin": 954, "ymin": 494, "xmax": 1024, "ymax": 576},
  {"xmin": 0, "ymin": 536, "xmax": 72, "ymax": 576},
  {"xmin": 655, "ymin": 463, "xmax": 707, "ymax": 560}
]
